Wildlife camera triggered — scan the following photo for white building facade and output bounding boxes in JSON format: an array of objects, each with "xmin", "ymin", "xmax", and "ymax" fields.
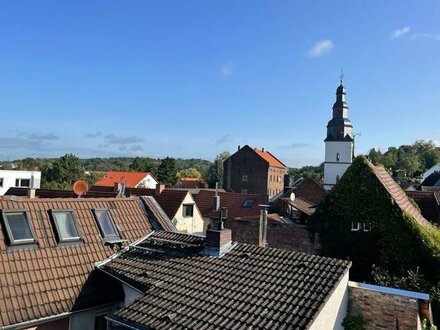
[
  {"xmin": 0, "ymin": 170, "xmax": 41, "ymax": 195},
  {"xmin": 323, "ymin": 81, "xmax": 354, "ymax": 190}
]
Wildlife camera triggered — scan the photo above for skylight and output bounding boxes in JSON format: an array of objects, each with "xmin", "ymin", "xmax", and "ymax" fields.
[
  {"xmin": 242, "ymin": 199, "xmax": 255, "ymax": 208},
  {"xmin": 1, "ymin": 211, "xmax": 36, "ymax": 245},
  {"xmin": 51, "ymin": 210, "xmax": 81, "ymax": 242},
  {"xmin": 92, "ymin": 209, "xmax": 120, "ymax": 240}
]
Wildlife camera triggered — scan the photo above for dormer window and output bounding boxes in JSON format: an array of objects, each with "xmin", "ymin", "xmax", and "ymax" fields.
[
  {"xmin": 336, "ymin": 153, "xmax": 340, "ymax": 161},
  {"xmin": 242, "ymin": 175, "xmax": 248, "ymax": 182},
  {"xmin": 93, "ymin": 209, "xmax": 120, "ymax": 240},
  {"xmin": 1, "ymin": 210, "xmax": 36, "ymax": 245},
  {"xmin": 51, "ymin": 210, "xmax": 81, "ymax": 243}
]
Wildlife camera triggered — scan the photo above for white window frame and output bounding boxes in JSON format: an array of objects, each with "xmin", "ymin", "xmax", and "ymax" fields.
[
  {"xmin": 182, "ymin": 204, "xmax": 194, "ymax": 218},
  {"xmin": 15, "ymin": 178, "xmax": 31, "ymax": 188},
  {"xmin": 351, "ymin": 221, "xmax": 361, "ymax": 231},
  {"xmin": 242, "ymin": 175, "xmax": 248, "ymax": 182}
]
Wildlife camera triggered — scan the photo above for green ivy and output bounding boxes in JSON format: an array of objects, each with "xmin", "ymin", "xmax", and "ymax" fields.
[{"xmin": 342, "ymin": 314, "xmax": 365, "ymax": 330}]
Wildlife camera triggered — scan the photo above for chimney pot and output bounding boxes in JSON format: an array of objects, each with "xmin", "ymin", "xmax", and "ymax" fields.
[
  {"xmin": 27, "ymin": 188, "xmax": 36, "ymax": 199},
  {"xmin": 262, "ymin": 147, "xmax": 265, "ymax": 152},
  {"xmin": 238, "ymin": 145, "xmax": 241, "ymax": 151}
]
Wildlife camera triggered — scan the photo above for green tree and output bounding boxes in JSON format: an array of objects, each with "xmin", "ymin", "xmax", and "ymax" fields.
[
  {"xmin": 368, "ymin": 148, "xmax": 383, "ymax": 164},
  {"xmin": 42, "ymin": 153, "xmax": 86, "ymax": 190},
  {"xmin": 129, "ymin": 157, "xmax": 159, "ymax": 175},
  {"xmin": 206, "ymin": 152, "xmax": 230, "ymax": 188},
  {"xmin": 177, "ymin": 167, "xmax": 202, "ymax": 179},
  {"xmin": 157, "ymin": 157, "xmax": 177, "ymax": 186}
]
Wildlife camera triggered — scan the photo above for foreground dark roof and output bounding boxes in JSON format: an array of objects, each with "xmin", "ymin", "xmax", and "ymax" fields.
[
  {"xmin": 0, "ymin": 196, "xmax": 161, "ymax": 327},
  {"xmin": 99, "ymin": 231, "xmax": 350, "ymax": 329},
  {"xmin": 421, "ymin": 172, "xmax": 440, "ymax": 187},
  {"xmin": 406, "ymin": 191, "xmax": 440, "ymax": 225}
]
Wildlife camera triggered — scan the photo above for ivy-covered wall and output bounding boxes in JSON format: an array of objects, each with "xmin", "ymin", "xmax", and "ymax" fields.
[{"xmin": 309, "ymin": 156, "xmax": 440, "ymax": 283}]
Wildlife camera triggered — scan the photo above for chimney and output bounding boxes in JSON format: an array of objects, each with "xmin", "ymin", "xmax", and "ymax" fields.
[
  {"xmin": 238, "ymin": 145, "xmax": 240, "ymax": 151},
  {"xmin": 259, "ymin": 209, "xmax": 268, "ymax": 247},
  {"xmin": 262, "ymin": 147, "xmax": 265, "ymax": 152},
  {"xmin": 204, "ymin": 228, "xmax": 232, "ymax": 257},
  {"xmin": 113, "ymin": 182, "xmax": 119, "ymax": 192},
  {"xmin": 213, "ymin": 182, "xmax": 220, "ymax": 211},
  {"xmin": 155, "ymin": 184, "xmax": 165, "ymax": 196},
  {"xmin": 27, "ymin": 174, "xmax": 36, "ymax": 198}
]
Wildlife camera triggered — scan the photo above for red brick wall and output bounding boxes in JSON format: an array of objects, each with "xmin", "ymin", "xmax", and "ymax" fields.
[
  {"xmin": 348, "ymin": 285, "xmax": 421, "ymax": 329},
  {"xmin": 224, "ymin": 218, "xmax": 319, "ymax": 254},
  {"xmin": 223, "ymin": 146, "xmax": 269, "ymax": 195}
]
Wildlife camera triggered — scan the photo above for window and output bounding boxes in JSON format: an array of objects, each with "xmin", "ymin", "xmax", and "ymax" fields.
[
  {"xmin": 351, "ymin": 221, "xmax": 360, "ymax": 231},
  {"xmin": 1, "ymin": 211, "xmax": 36, "ymax": 245},
  {"xmin": 241, "ymin": 189, "xmax": 248, "ymax": 193},
  {"xmin": 363, "ymin": 222, "xmax": 371, "ymax": 232},
  {"xmin": 242, "ymin": 175, "xmax": 248, "ymax": 182},
  {"xmin": 0, "ymin": 178, "xmax": 3, "ymax": 187},
  {"xmin": 182, "ymin": 204, "xmax": 194, "ymax": 217},
  {"xmin": 51, "ymin": 210, "xmax": 81, "ymax": 242},
  {"xmin": 336, "ymin": 153, "xmax": 340, "ymax": 161},
  {"xmin": 15, "ymin": 178, "xmax": 30, "ymax": 187},
  {"xmin": 242, "ymin": 199, "xmax": 255, "ymax": 208},
  {"xmin": 93, "ymin": 209, "xmax": 120, "ymax": 239}
]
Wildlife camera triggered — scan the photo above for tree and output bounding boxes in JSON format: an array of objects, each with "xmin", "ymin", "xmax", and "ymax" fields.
[
  {"xmin": 157, "ymin": 157, "xmax": 177, "ymax": 186},
  {"xmin": 206, "ymin": 152, "xmax": 230, "ymax": 188},
  {"xmin": 42, "ymin": 153, "xmax": 86, "ymax": 190},
  {"xmin": 129, "ymin": 157, "xmax": 159, "ymax": 175},
  {"xmin": 368, "ymin": 148, "xmax": 383, "ymax": 164},
  {"xmin": 177, "ymin": 167, "xmax": 202, "ymax": 179}
]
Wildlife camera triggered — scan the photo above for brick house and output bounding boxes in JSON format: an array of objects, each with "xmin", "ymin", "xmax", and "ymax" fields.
[{"xmin": 223, "ymin": 145, "xmax": 286, "ymax": 199}]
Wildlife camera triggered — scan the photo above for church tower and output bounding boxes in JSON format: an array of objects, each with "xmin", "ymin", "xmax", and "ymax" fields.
[{"xmin": 323, "ymin": 75, "xmax": 354, "ymax": 190}]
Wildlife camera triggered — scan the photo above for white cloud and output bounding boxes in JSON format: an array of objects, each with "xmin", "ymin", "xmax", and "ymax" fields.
[
  {"xmin": 220, "ymin": 63, "xmax": 234, "ymax": 77},
  {"xmin": 307, "ymin": 40, "xmax": 334, "ymax": 58},
  {"xmin": 391, "ymin": 26, "xmax": 411, "ymax": 39}
]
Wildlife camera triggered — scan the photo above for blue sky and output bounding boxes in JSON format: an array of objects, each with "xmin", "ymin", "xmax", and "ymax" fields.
[{"xmin": 0, "ymin": 1, "xmax": 439, "ymax": 167}]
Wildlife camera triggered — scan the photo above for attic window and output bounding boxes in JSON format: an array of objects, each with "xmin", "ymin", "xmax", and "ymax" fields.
[
  {"xmin": 93, "ymin": 209, "xmax": 120, "ymax": 240},
  {"xmin": 51, "ymin": 210, "xmax": 81, "ymax": 242},
  {"xmin": 336, "ymin": 153, "xmax": 340, "ymax": 161},
  {"xmin": 351, "ymin": 221, "xmax": 360, "ymax": 231},
  {"xmin": 1, "ymin": 210, "xmax": 36, "ymax": 245},
  {"xmin": 183, "ymin": 204, "xmax": 194, "ymax": 217},
  {"xmin": 242, "ymin": 175, "xmax": 248, "ymax": 182},
  {"xmin": 242, "ymin": 199, "xmax": 255, "ymax": 208}
]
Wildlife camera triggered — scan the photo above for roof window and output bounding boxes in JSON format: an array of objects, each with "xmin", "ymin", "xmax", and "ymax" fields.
[
  {"xmin": 92, "ymin": 209, "xmax": 121, "ymax": 241},
  {"xmin": 1, "ymin": 210, "xmax": 36, "ymax": 245},
  {"xmin": 242, "ymin": 199, "xmax": 255, "ymax": 208},
  {"xmin": 51, "ymin": 210, "xmax": 81, "ymax": 242}
]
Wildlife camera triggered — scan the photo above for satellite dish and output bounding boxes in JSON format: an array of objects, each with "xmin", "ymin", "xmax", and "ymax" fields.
[
  {"xmin": 73, "ymin": 180, "xmax": 89, "ymax": 197},
  {"xmin": 290, "ymin": 193, "xmax": 296, "ymax": 202}
]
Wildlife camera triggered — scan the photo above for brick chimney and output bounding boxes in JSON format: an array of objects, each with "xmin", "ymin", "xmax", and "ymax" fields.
[
  {"xmin": 204, "ymin": 228, "xmax": 232, "ymax": 257},
  {"xmin": 155, "ymin": 184, "xmax": 165, "ymax": 196}
]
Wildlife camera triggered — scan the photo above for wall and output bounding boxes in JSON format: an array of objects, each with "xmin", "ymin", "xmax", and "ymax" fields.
[
  {"xmin": 223, "ymin": 146, "xmax": 269, "ymax": 196},
  {"xmin": 348, "ymin": 282, "xmax": 426, "ymax": 329},
  {"xmin": 123, "ymin": 284, "xmax": 143, "ymax": 306},
  {"xmin": 137, "ymin": 174, "xmax": 157, "ymax": 189},
  {"xmin": 0, "ymin": 170, "xmax": 41, "ymax": 195},
  {"xmin": 172, "ymin": 193, "xmax": 206, "ymax": 235},
  {"xmin": 223, "ymin": 218, "xmax": 319, "ymax": 254},
  {"xmin": 309, "ymin": 271, "xmax": 349, "ymax": 330},
  {"xmin": 267, "ymin": 166, "xmax": 285, "ymax": 198}
]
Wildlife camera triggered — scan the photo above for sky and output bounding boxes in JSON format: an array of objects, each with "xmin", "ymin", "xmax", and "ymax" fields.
[{"xmin": 0, "ymin": 1, "xmax": 439, "ymax": 167}]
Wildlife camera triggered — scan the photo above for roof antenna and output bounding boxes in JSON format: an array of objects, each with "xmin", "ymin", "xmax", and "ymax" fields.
[{"xmin": 340, "ymin": 69, "xmax": 344, "ymax": 85}]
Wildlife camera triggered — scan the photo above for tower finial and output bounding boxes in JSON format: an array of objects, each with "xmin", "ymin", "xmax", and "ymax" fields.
[{"xmin": 339, "ymin": 69, "xmax": 344, "ymax": 85}]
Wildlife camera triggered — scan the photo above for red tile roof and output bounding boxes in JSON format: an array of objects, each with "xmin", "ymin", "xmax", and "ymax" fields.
[
  {"xmin": 193, "ymin": 190, "xmax": 266, "ymax": 219},
  {"xmin": 154, "ymin": 190, "xmax": 189, "ymax": 219},
  {"xmin": 254, "ymin": 148, "xmax": 286, "ymax": 169},
  {"xmin": 0, "ymin": 196, "xmax": 160, "ymax": 327},
  {"xmin": 94, "ymin": 171, "xmax": 153, "ymax": 188},
  {"xmin": 368, "ymin": 163, "xmax": 431, "ymax": 228}
]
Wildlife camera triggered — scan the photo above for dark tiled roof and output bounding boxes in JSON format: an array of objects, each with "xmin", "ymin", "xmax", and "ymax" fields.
[
  {"xmin": 154, "ymin": 190, "xmax": 189, "ymax": 219},
  {"xmin": 406, "ymin": 191, "xmax": 440, "ymax": 225},
  {"xmin": 0, "ymin": 196, "xmax": 158, "ymax": 327},
  {"xmin": 421, "ymin": 172, "xmax": 440, "ymax": 187},
  {"xmin": 368, "ymin": 163, "xmax": 431, "ymax": 227},
  {"xmin": 193, "ymin": 190, "xmax": 265, "ymax": 219},
  {"xmin": 140, "ymin": 196, "xmax": 178, "ymax": 232},
  {"xmin": 284, "ymin": 197, "xmax": 316, "ymax": 216},
  {"xmin": 89, "ymin": 185, "xmax": 155, "ymax": 197},
  {"xmin": 100, "ymin": 231, "xmax": 350, "ymax": 330}
]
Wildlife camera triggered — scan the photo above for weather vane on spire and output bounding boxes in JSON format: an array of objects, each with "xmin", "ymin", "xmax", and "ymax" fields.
[{"xmin": 339, "ymin": 69, "xmax": 344, "ymax": 85}]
